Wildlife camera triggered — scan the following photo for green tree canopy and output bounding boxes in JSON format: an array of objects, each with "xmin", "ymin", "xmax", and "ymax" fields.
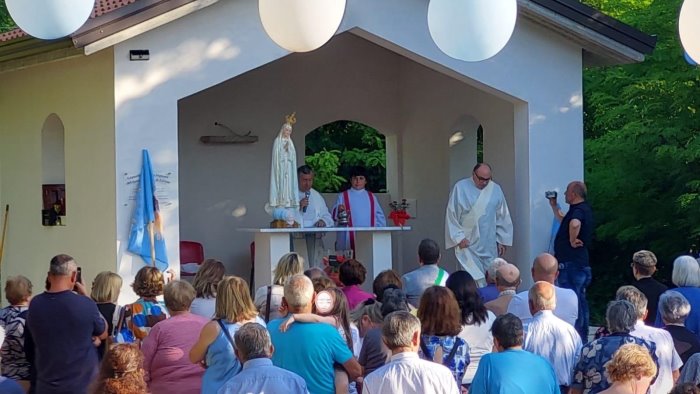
[
  {"xmin": 0, "ymin": 1, "xmax": 15, "ymax": 33},
  {"xmin": 305, "ymin": 120, "xmax": 386, "ymax": 193},
  {"xmin": 582, "ymin": 0, "xmax": 700, "ymax": 322}
]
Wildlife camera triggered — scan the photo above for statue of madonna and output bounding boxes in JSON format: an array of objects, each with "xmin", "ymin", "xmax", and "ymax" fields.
[{"xmin": 269, "ymin": 112, "xmax": 299, "ymax": 210}]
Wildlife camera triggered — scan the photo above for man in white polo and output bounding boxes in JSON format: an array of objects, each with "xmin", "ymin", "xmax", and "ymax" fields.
[{"xmin": 362, "ymin": 311, "xmax": 459, "ymax": 394}]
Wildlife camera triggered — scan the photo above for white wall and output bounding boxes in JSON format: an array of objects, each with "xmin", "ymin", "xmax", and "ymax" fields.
[{"xmin": 114, "ymin": 0, "xmax": 584, "ymax": 295}]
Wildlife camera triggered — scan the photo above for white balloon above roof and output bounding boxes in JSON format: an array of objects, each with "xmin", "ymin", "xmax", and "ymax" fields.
[
  {"xmin": 428, "ymin": 0, "xmax": 518, "ymax": 62},
  {"xmin": 6, "ymin": 0, "xmax": 94, "ymax": 40},
  {"xmin": 679, "ymin": 0, "xmax": 700, "ymax": 65},
  {"xmin": 258, "ymin": 0, "xmax": 347, "ymax": 53}
]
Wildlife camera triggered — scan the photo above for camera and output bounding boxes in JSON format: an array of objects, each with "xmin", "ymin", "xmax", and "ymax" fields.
[{"xmin": 545, "ymin": 191, "xmax": 557, "ymax": 199}]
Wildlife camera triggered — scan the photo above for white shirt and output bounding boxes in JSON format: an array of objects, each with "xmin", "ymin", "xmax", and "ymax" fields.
[
  {"xmin": 333, "ymin": 188, "xmax": 386, "ymax": 250},
  {"xmin": 362, "ymin": 352, "xmax": 460, "ymax": 394},
  {"xmin": 507, "ymin": 285, "xmax": 578, "ymax": 326},
  {"xmin": 523, "ymin": 310, "xmax": 582, "ymax": 386},
  {"xmin": 631, "ymin": 320, "xmax": 683, "ymax": 394},
  {"xmin": 296, "ymin": 188, "xmax": 333, "ymax": 228},
  {"xmin": 458, "ymin": 311, "xmax": 496, "ymax": 384}
]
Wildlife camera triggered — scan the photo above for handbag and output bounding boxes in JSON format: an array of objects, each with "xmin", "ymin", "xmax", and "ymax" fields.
[{"xmin": 111, "ymin": 304, "xmax": 136, "ymax": 344}]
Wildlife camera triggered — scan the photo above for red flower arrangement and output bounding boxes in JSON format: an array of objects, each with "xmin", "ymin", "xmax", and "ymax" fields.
[{"xmin": 388, "ymin": 199, "xmax": 411, "ymax": 226}]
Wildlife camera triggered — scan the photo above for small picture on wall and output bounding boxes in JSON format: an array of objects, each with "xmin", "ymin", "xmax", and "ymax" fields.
[{"xmin": 42, "ymin": 184, "xmax": 66, "ymax": 216}]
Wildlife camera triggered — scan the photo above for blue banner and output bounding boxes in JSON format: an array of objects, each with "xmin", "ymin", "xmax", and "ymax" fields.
[{"xmin": 127, "ymin": 149, "xmax": 168, "ymax": 271}]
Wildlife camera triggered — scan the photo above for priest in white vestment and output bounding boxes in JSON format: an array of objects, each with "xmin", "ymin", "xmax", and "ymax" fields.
[
  {"xmin": 332, "ymin": 166, "xmax": 386, "ymax": 252},
  {"xmin": 445, "ymin": 163, "xmax": 513, "ymax": 283},
  {"xmin": 293, "ymin": 165, "xmax": 334, "ymax": 267}
]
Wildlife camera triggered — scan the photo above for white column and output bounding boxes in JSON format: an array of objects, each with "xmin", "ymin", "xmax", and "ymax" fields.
[
  {"xmin": 253, "ymin": 233, "xmax": 291, "ymax": 290},
  {"xmin": 354, "ymin": 231, "xmax": 393, "ymax": 292}
]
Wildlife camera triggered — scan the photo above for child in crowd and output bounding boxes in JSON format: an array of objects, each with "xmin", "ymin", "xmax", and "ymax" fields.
[{"xmin": 90, "ymin": 343, "xmax": 147, "ymax": 394}]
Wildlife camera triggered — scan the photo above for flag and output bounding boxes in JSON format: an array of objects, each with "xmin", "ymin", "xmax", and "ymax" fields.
[{"xmin": 127, "ymin": 149, "xmax": 168, "ymax": 271}]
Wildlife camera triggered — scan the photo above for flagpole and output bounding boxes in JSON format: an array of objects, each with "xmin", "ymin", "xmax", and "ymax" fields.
[
  {"xmin": 0, "ymin": 205, "xmax": 8, "ymax": 260},
  {"xmin": 148, "ymin": 222, "xmax": 156, "ymax": 267},
  {"xmin": 0, "ymin": 205, "xmax": 9, "ymax": 304}
]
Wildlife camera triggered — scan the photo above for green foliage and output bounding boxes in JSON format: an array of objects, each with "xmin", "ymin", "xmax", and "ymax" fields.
[
  {"xmin": 305, "ymin": 120, "xmax": 387, "ymax": 193},
  {"xmin": 0, "ymin": 0, "xmax": 15, "ymax": 33},
  {"xmin": 582, "ymin": 0, "xmax": 700, "ymax": 323}
]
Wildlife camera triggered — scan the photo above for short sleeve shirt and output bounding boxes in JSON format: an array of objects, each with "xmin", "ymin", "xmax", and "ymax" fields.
[
  {"xmin": 268, "ymin": 319, "xmax": 353, "ymax": 394},
  {"xmin": 554, "ymin": 201, "xmax": 593, "ymax": 266},
  {"xmin": 571, "ymin": 333, "xmax": 658, "ymax": 394},
  {"xmin": 27, "ymin": 291, "xmax": 106, "ymax": 394}
]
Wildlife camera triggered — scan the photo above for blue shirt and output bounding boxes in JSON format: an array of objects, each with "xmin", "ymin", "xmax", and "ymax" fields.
[
  {"xmin": 655, "ymin": 287, "xmax": 700, "ymax": 338},
  {"xmin": 0, "ymin": 376, "xmax": 24, "ymax": 394},
  {"xmin": 470, "ymin": 349, "xmax": 559, "ymax": 394},
  {"xmin": 571, "ymin": 333, "xmax": 658, "ymax": 394},
  {"xmin": 27, "ymin": 290, "xmax": 106, "ymax": 394},
  {"xmin": 268, "ymin": 319, "xmax": 353, "ymax": 394},
  {"xmin": 478, "ymin": 284, "xmax": 500, "ymax": 303},
  {"xmin": 217, "ymin": 358, "xmax": 308, "ymax": 394},
  {"xmin": 202, "ymin": 317, "xmax": 266, "ymax": 393}
]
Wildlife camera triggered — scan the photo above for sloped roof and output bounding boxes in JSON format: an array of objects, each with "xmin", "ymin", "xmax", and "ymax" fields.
[{"xmin": 0, "ymin": 0, "xmax": 657, "ymax": 72}]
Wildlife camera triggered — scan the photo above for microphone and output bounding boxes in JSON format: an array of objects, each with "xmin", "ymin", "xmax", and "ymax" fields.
[{"xmin": 303, "ymin": 191, "xmax": 310, "ymax": 213}]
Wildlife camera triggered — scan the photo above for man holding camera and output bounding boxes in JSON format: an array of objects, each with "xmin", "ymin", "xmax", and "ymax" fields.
[
  {"xmin": 445, "ymin": 163, "xmax": 513, "ymax": 285},
  {"xmin": 549, "ymin": 181, "xmax": 593, "ymax": 342}
]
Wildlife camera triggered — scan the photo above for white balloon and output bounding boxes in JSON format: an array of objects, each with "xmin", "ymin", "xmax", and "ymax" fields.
[
  {"xmin": 6, "ymin": 0, "xmax": 94, "ymax": 40},
  {"xmin": 428, "ymin": 0, "xmax": 518, "ymax": 62},
  {"xmin": 679, "ymin": 0, "xmax": 700, "ymax": 64},
  {"xmin": 259, "ymin": 0, "xmax": 346, "ymax": 53}
]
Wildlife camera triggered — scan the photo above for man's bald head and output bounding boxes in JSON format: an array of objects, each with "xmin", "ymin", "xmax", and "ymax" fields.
[
  {"xmin": 529, "ymin": 281, "xmax": 557, "ymax": 313},
  {"xmin": 532, "ymin": 253, "xmax": 559, "ymax": 283}
]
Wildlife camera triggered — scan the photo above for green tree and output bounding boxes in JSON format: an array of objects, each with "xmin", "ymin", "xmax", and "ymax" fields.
[
  {"xmin": 305, "ymin": 120, "xmax": 386, "ymax": 193},
  {"xmin": 582, "ymin": 0, "xmax": 700, "ymax": 322},
  {"xmin": 0, "ymin": 1, "xmax": 15, "ymax": 33}
]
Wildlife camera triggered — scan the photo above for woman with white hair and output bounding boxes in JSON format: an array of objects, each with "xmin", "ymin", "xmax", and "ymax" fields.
[
  {"xmin": 655, "ymin": 256, "xmax": 700, "ymax": 337},
  {"xmin": 659, "ymin": 290, "xmax": 700, "ymax": 364}
]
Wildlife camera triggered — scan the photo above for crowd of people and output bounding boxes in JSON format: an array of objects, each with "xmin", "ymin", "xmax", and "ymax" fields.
[
  {"xmin": 2, "ymin": 164, "xmax": 700, "ymax": 394},
  {"xmin": 1, "ymin": 244, "xmax": 700, "ymax": 394}
]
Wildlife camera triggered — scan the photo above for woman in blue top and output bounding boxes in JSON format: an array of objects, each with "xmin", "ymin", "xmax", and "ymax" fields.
[
  {"xmin": 417, "ymin": 286, "xmax": 470, "ymax": 385},
  {"xmin": 655, "ymin": 255, "xmax": 700, "ymax": 336},
  {"xmin": 190, "ymin": 276, "xmax": 265, "ymax": 393}
]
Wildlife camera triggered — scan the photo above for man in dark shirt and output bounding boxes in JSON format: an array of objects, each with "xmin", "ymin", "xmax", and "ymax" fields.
[
  {"xmin": 550, "ymin": 181, "xmax": 593, "ymax": 341},
  {"xmin": 27, "ymin": 254, "xmax": 107, "ymax": 394},
  {"xmin": 631, "ymin": 250, "xmax": 668, "ymax": 325}
]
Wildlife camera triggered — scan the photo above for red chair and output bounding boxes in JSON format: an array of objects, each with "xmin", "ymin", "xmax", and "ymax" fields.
[{"xmin": 180, "ymin": 241, "xmax": 204, "ymax": 277}]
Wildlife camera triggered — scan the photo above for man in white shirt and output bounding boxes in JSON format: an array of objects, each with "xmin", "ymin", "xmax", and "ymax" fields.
[
  {"xmin": 293, "ymin": 165, "xmax": 334, "ymax": 267},
  {"xmin": 616, "ymin": 285, "xmax": 682, "ymax": 394},
  {"xmin": 507, "ymin": 253, "xmax": 578, "ymax": 326},
  {"xmin": 362, "ymin": 311, "xmax": 459, "ymax": 394},
  {"xmin": 523, "ymin": 282, "xmax": 582, "ymax": 391}
]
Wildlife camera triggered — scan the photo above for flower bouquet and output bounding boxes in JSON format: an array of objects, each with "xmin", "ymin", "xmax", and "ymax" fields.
[{"xmin": 388, "ymin": 199, "xmax": 411, "ymax": 226}]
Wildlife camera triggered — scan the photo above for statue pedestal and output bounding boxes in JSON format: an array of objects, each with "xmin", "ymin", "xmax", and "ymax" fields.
[{"xmin": 238, "ymin": 226, "xmax": 411, "ymax": 292}]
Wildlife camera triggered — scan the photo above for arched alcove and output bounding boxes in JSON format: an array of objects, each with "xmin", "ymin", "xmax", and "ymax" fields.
[
  {"xmin": 305, "ymin": 120, "xmax": 387, "ymax": 193},
  {"xmin": 41, "ymin": 113, "xmax": 66, "ymax": 224},
  {"xmin": 448, "ymin": 115, "xmax": 483, "ymax": 187}
]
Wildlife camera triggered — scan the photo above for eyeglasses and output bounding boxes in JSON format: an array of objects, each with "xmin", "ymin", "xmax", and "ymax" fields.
[{"xmin": 473, "ymin": 173, "xmax": 491, "ymax": 182}]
